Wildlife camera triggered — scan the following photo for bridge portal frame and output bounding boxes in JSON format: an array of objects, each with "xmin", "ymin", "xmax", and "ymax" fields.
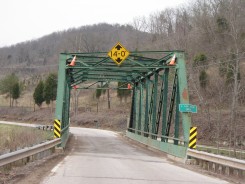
[{"xmin": 55, "ymin": 50, "xmax": 191, "ymax": 158}]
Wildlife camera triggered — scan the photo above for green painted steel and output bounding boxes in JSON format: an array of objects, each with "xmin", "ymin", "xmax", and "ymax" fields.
[
  {"xmin": 176, "ymin": 52, "xmax": 191, "ymax": 146},
  {"xmin": 55, "ymin": 54, "xmax": 66, "ymax": 121},
  {"xmin": 55, "ymin": 54, "xmax": 70, "ymax": 147},
  {"xmin": 148, "ymin": 82, "xmax": 154, "ymax": 135},
  {"xmin": 151, "ymin": 73, "xmax": 158, "ymax": 139},
  {"xmin": 179, "ymin": 104, "xmax": 197, "ymax": 113},
  {"xmin": 165, "ymin": 71, "xmax": 178, "ymax": 137},
  {"xmin": 135, "ymin": 85, "xmax": 139, "ymax": 134},
  {"xmin": 129, "ymin": 88, "xmax": 135, "ymax": 132},
  {"xmin": 161, "ymin": 69, "xmax": 169, "ymax": 140},
  {"xmin": 144, "ymin": 78, "xmax": 150, "ymax": 136},
  {"xmin": 156, "ymin": 73, "xmax": 164, "ymax": 134},
  {"xmin": 138, "ymin": 83, "xmax": 143, "ymax": 135},
  {"xmin": 55, "ymin": 50, "xmax": 192, "ymax": 159},
  {"xmin": 126, "ymin": 131, "xmax": 187, "ymax": 158},
  {"xmin": 174, "ymin": 80, "xmax": 180, "ymax": 145}
]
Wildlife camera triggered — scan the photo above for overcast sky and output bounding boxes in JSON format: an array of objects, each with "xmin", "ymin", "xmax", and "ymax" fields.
[{"xmin": 1, "ymin": 0, "xmax": 190, "ymax": 47}]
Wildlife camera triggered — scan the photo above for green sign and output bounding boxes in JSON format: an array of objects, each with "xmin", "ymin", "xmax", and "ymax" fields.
[{"xmin": 179, "ymin": 104, "xmax": 197, "ymax": 113}]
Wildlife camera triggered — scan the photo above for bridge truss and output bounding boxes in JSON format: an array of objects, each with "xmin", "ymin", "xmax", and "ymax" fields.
[{"xmin": 55, "ymin": 50, "xmax": 192, "ymax": 158}]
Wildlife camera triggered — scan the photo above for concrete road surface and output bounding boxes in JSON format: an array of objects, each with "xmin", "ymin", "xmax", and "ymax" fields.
[{"xmin": 42, "ymin": 127, "xmax": 228, "ymax": 184}]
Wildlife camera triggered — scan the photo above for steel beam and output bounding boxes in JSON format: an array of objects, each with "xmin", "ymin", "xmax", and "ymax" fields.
[
  {"xmin": 55, "ymin": 54, "xmax": 71, "ymax": 147},
  {"xmin": 174, "ymin": 80, "xmax": 180, "ymax": 145},
  {"xmin": 176, "ymin": 52, "xmax": 191, "ymax": 146},
  {"xmin": 161, "ymin": 68, "xmax": 169, "ymax": 141},
  {"xmin": 138, "ymin": 82, "xmax": 143, "ymax": 135},
  {"xmin": 144, "ymin": 78, "xmax": 150, "ymax": 136},
  {"xmin": 151, "ymin": 73, "xmax": 158, "ymax": 139}
]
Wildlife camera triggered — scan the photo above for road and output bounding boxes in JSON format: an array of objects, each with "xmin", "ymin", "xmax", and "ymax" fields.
[
  {"xmin": 41, "ymin": 127, "xmax": 229, "ymax": 184},
  {"xmin": 0, "ymin": 120, "xmax": 39, "ymax": 127}
]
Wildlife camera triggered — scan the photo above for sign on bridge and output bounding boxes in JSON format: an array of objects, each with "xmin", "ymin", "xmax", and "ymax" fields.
[
  {"xmin": 179, "ymin": 104, "xmax": 197, "ymax": 113},
  {"xmin": 108, "ymin": 42, "xmax": 129, "ymax": 65}
]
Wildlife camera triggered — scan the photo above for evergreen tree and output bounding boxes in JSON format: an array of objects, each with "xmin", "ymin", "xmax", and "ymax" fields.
[
  {"xmin": 43, "ymin": 73, "xmax": 57, "ymax": 106},
  {"xmin": 12, "ymin": 82, "xmax": 20, "ymax": 106},
  {"xmin": 0, "ymin": 73, "xmax": 19, "ymax": 107},
  {"xmin": 193, "ymin": 53, "xmax": 208, "ymax": 67},
  {"xmin": 33, "ymin": 80, "xmax": 44, "ymax": 107},
  {"xmin": 95, "ymin": 85, "xmax": 102, "ymax": 100},
  {"xmin": 199, "ymin": 70, "xmax": 208, "ymax": 90}
]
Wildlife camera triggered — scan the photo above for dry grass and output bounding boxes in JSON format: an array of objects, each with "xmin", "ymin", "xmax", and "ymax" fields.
[
  {"xmin": 0, "ymin": 124, "xmax": 53, "ymax": 155},
  {"xmin": 0, "ymin": 90, "xmax": 50, "ymax": 109}
]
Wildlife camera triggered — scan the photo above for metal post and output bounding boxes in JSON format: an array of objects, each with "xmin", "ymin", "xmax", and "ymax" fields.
[
  {"xmin": 161, "ymin": 69, "xmax": 169, "ymax": 141},
  {"xmin": 165, "ymin": 70, "xmax": 178, "ymax": 138},
  {"xmin": 55, "ymin": 54, "xmax": 71, "ymax": 147},
  {"xmin": 61, "ymin": 80, "xmax": 71, "ymax": 147},
  {"xmin": 151, "ymin": 73, "xmax": 158, "ymax": 139},
  {"xmin": 133, "ymin": 85, "xmax": 138, "ymax": 131},
  {"xmin": 156, "ymin": 72, "xmax": 165, "ymax": 134},
  {"xmin": 128, "ymin": 88, "xmax": 135, "ymax": 132},
  {"xmin": 144, "ymin": 78, "xmax": 150, "ymax": 136},
  {"xmin": 138, "ymin": 82, "xmax": 143, "ymax": 135},
  {"xmin": 55, "ymin": 54, "xmax": 66, "ymax": 121},
  {"xmin": 176, "ymin": 52, "xmax": 191, "ymax": 146},
  {"xmin": 107, "ymin": 89, "xmax": 110, "ymax": 109},
  {"xmin": 174, "ymin": 79, "xmax": 180, "ymax": 145}
]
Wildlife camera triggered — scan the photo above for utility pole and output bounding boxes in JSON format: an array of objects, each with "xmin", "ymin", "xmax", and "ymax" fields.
[{"xmin": 107, "ymin": 89, "xmax": 110, "ymax": 109}]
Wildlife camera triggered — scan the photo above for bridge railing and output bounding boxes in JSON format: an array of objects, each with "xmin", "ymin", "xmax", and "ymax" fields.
[
  {"xmin": 126, "ymin": 128, "xmax": 187, "ymax": 158},
  {"xmin": 127, "ymin": 128, "xmax": 185, "ymax": 145},
  {"xmin": 187, "ymin": 149, "xmax": 245, "ymax": 178}
]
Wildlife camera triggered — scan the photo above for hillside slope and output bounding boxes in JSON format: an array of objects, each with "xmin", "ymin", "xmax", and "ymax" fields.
[{"xmin": 0, "ymin": 23, "xmax": 151, "ymax": 78}]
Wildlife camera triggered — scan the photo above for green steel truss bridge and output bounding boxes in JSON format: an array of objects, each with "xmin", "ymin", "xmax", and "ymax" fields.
[{"xmin": 54, "ymin": 49, "xmax": 192, "ymax": 158}]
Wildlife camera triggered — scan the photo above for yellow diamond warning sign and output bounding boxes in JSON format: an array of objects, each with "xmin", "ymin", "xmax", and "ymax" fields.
[{"xmin": 108, "ymin": 42, "xmax": 130, "ymax": 65}]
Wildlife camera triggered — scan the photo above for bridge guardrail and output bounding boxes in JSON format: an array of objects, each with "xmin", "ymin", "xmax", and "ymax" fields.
[
  {"xmin": 0, "ymin": 138, "xmax": 61, "ymax": 167},
  {"xmin": 187, "ymin": 149, "xmax": 245, "ymax": 178},
  {"xmin": 36, "ymin": 125, "xmax": 54, "ymax": 131}
]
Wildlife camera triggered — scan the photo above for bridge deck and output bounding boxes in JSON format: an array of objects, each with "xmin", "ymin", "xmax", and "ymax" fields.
[{"xmin": 42, "ymin": 127, "xmax": 228, "ymax": 184}]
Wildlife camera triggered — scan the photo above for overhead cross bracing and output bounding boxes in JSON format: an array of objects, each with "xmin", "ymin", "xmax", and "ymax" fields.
[
  {"xmin": 55, "ymin": 50, "xmax": 192, "ymax": 158},
  {"xmin": 65, "ymin": 51, "xmax": 177, "ymax": 89}
]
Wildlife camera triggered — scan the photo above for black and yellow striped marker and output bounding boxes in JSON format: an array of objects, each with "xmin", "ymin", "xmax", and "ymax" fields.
[
  {"xmin": 54, "ymin": 119, "xmax": 61, "ymax": 138},
  {"xmin": 189, "ymin": 127, "xmax": 197, "ymax": 149}
]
